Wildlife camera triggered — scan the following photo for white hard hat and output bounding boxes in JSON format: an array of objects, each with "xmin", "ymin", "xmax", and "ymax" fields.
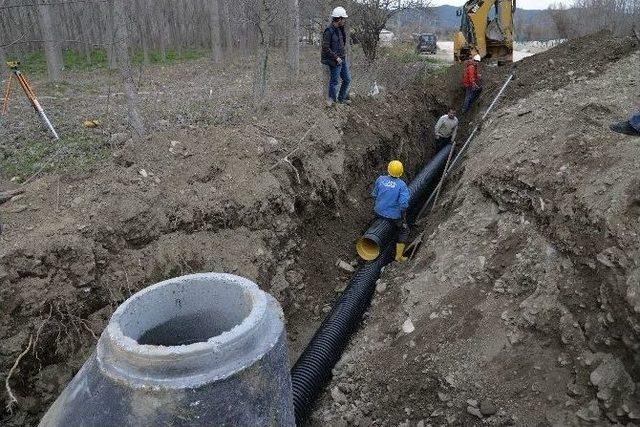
[
  {"xmin": 473, "ymin": 54, "xmax": 481, "ymax": 61},
  {"xmin": 331, "ymin": 6, "xmax": 348, "ymax": 18}
]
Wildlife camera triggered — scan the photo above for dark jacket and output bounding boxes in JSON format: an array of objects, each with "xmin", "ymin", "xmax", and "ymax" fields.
[{"xmin": 321, "ymin": 25, "xmax": 346, "ymax": 66}]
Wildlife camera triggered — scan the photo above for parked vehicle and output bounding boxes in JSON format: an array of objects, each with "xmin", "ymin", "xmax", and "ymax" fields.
[{"xmin": 416, "ymin": 33, "xmax": 437, "ymax": 54}]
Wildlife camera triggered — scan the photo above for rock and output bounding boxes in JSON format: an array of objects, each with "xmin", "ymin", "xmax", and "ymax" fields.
[
  {"xmin": 401, "ymin": 318, "xmax": 415, "ymax": 334},
  {"xmin": 437, "ymin": 392, "xmax": 450, "ymax": 402},
  {"xmin": 416, "ymin": 421, "xmax": 425, "ymax": 427},
  {"xmin": 444, "ymin": 374, "xmax": 457, "ymax": 387},
  {"xmin": 466, "ymin": 399, "xmax": 478, "ymax": 407},
  {"xmin": 110, "ymin": 132, "xmax": 129, "ymax": 145},
  {"xmin": 566, "ymin": 381, "xmax": 584, "ymax": 397},
  {"xmin": 375, "ymin": 281, "xmax": 387, "ymax": 293},
  {"xmin": 336, "ymin": 259, "xmax": 355, "ymax": 273},
  {"xmin": 266, "ymin": 137, "xmax": 279, "ymax": 146},
  {"xmin": 139, "ymin": 169, "xmax": 148, "ymax": 178},
  {"xmin": 589, "ymin": 356, "xmax": 635, "ymax": 408},
  {"xmin": 466, "ymin": 405, "xmax": 483, "ymax": 418},
  {"xmin": 331, "ymin": 386, "xmax": 348, "ymax": 404},
  {"xmin": 575, "ymin": 399, "xmax": 601, "ymax": 422},
  {"xmin": 7, "ymin": 204, "xmax": 28, "ymax": 213},
  {"xmin": 480, "ymin": 400, "xmax": 497, "ymax": 416}
]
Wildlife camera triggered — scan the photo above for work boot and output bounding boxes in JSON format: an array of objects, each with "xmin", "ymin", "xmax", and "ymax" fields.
[
  {"xmin": 610, "ymin": 121, "xmax": 640, "ymax": 136},
  {"xmin": 338, "ymin": 99, "xmax": 352, "ymax": 105},
  {"xmin": 395, "ymin": 243, "xmax": 408, "ymax": 262},
  {"xmin": 326, "ymin": 99, "xmax": 336, "ymax": 109}
]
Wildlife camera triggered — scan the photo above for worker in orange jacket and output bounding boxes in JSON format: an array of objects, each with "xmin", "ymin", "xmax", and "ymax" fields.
[{"xmin": 462, "ymin": 54, "xmax": 482, "ymax": 113}]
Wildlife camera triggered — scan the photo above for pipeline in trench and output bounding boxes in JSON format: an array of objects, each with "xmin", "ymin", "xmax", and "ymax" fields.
[
  {"xmin": 291, "ymin": 143, "xmax": 453, "ymax": 423},
  {"xmin": 291, "ymin": 74, "xmax": 514, "ymax": 424}
]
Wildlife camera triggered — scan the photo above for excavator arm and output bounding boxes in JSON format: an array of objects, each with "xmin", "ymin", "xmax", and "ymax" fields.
[{"xmin": 454, "ymin": 0, "xmax": 514, "ymax": 63}]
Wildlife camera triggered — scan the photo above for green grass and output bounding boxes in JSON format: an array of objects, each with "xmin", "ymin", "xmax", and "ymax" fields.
[
  {"xmin": 379, "ymin": 43, "xmax": 444, "ymax": 64},
  {"xmin": 9, "ymin": 48, "xmax": 206, "ymax": 75},
  {"xmin": 0, "ymin": 134, "xmax": 109, "ymax": 180}
]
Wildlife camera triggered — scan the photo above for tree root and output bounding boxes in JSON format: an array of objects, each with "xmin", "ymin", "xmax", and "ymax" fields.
[{"xmin": 5, "ymin": 335, "xmax": 33, "ymax": 415}]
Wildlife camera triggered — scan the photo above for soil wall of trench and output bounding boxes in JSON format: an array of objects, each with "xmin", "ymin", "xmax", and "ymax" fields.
[{"xmin": 0, "ymin": 73, "xmax": 459, "ymax": 425}]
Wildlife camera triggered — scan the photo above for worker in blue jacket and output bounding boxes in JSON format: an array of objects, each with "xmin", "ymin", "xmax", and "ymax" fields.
[{"xmin": 372, "ymin": 160, "xmax": 411, "ymax": 262}]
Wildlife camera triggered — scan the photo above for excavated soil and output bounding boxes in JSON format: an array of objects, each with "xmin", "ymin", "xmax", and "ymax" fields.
[{"xmin": 310, "ymin": 34, "xmax": 639, "ymax": 426}]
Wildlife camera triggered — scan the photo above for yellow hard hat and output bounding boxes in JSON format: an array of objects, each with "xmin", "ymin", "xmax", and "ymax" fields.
[{"xmin": 387, "ymin": 160, "xmax": 404, "ymax": 178}]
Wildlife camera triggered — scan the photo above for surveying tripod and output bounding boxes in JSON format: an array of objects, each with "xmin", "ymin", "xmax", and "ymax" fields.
[{"xmin": 2, "ymin": 61, "xmax": 60, "ymax": 140}]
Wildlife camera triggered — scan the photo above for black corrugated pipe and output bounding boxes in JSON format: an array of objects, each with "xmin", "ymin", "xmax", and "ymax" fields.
[
  {"xmin": 355, "ymin": 144, "xmax": 452, "ymax": 260},
  {"xmin": 290, "ymin": 144, "xmax": 455, "ymax": 424},
  {"xmin": 290, "ymin": 244, "xmax": 394, "ymax": 423}
]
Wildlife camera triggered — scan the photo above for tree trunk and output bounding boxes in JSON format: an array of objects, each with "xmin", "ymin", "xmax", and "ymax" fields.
[
  {"xmin": 222, "ymin": 0, "xmax": 233, "ymax": 52},
  {"xmin": 209, "ymin": 0, "xmax": 223, "ymax": 63},
  {"xmin": 113, "ymin": 0, "xmax": 146, "ymax": 137},
  {"xmin": 0, "ymin": 46, "xmax": 6, "ymax": 70},
  {"xmin": 253, "ymin": 0, "xmax": 271, "ymax": 101},
  {"xmin": 37, "ymin": 1, "xmax": 63, "ymax": 81},
  {"xmin": 103, "ymin": 0, "xmax": 118, "ymax": 69},
  {"xmin": 286, "ymin": 0, "xmax": 300, "ymax": 77}
]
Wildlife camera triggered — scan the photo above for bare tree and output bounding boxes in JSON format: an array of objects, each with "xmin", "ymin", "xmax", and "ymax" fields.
[
  {"xmin": 349, "ymin": 0, "xmax": 430, "ymax": 61},
  {"xmin": 209, "ymin": 0, "xmax": 223, "ymax": 62},
  {"xmin": 286, "ymin": 0, "xmax": 301, "ymax": 76},
  {"xmin": 222, "ymin": 0, "xmax": 234, "ymax": 52},
  {"xmin": 113, "ymin": 0, "xmax": 146, "ymax": 137},
  {"xmin": 253, "ymin": 0, "xmax": 273, "ymax": 100},
  {"xmin": 0, "ymin": 45, "xmax": 6, "ymax": 68},
  {"xmin": 36, "ymin": 0, "xmax": 63, "ymax": 81}
]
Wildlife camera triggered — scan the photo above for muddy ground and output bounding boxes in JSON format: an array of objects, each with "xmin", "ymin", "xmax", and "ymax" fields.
[{"xmin": 1, "ymin": 33, "xmax": 639, "ymax": 427}]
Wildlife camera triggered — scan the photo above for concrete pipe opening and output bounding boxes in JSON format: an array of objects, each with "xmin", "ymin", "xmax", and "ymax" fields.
[
  {"xmin": 116, "ymin": 275, "xmax": 253, "ymax": 347},
  {"xmin": 356, "ymin": 237, "xmax": 381, "ymax": 261},
  {"xmin": 41, "ymin": 273, "xmax": 295, "ymax": 427}
]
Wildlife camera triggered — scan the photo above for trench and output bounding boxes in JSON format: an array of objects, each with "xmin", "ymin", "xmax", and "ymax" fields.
[
  {"xmin": 286, "ymin": 75, "xmax": 512, "ymax": 424},
  {"xmin": 2, "ymin": 74, "xmax": 477, "ymax": 427}
]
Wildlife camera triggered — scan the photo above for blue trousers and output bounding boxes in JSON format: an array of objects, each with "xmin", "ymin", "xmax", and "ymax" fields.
[
  {"xmin": 462, "ymin": 86, "xmax": 481, "ymax": 113},
  {"xmin": 630, "ymin": 113, "xmax": 640, "ymax": 132},
  {"xmin": 327, "ymin": 60, "xmax": 351, "ymax": 102}
]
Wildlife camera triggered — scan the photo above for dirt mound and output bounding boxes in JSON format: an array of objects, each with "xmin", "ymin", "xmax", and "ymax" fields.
[
  {"xmin": 503, "ymin": 30, "xmax": 638, "ymax": 101},
  {"xmin": 308, "ymin": 37, "xmax": 640, "ymax": 426}
]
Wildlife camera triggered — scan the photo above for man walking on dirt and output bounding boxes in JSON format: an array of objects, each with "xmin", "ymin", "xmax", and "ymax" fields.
[
  {"xmin": 371, "ymin": 160, "xmax": 411, "ymax": 262},
  {"xmin": 462, "ymin": 54, "xmax": 482, "ymax": 113},
  {"xmin": 321, "ymin": 7, "xmax": 351, "ymax": 107},
  {"xmin": 434, "ymin": 108, "xmax": 458, "ymax": 150}
]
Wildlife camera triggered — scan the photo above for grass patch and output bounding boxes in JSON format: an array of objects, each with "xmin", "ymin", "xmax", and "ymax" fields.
[
  {"xmin": 379, "ymin": 43, "xmax": 443, "ymax": 64},
  {"xmin": 0, "ymin": 134, "xmax": 109, "ymax": 180},
  {"xmin": 8, "ymin": 48, "xmax": 207, "ymax": 75}
]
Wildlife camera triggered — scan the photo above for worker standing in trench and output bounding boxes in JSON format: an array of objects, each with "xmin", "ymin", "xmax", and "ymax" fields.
[
  {"xmin": 462, "ymin": 54, "xmax": 482, "ymax": 113},
  {"xmin": 434, "ymin": 108, "xmax": 458, "ymax": 150},
  {"xmin": 371, "ymin": 160, "xmax": 410, "ymax": 262}
]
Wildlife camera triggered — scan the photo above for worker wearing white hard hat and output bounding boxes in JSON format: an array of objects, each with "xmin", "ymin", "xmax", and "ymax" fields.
[
  {"xmin": 462, "ymin": 53, "xmax": 482, "ymax": 113},
  {"xmin": 321, "ymin": 7, "xmax": 352, "ymax": 107}
]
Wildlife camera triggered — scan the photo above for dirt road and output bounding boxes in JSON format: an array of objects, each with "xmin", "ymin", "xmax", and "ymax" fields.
[{"xmin": 434, "ymin": 41, "xmax": 535, "ymax": 62}]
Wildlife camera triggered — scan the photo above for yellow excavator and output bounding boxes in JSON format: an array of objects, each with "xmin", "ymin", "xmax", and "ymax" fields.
[{"xmin": 453, "ymin": 0, "xmax": 515, "ymax": 63}]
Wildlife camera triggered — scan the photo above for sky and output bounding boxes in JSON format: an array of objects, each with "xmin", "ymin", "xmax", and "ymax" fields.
[{"xmin": 430, "ymin": 0, "xmax": 571, "ymax": 9}]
